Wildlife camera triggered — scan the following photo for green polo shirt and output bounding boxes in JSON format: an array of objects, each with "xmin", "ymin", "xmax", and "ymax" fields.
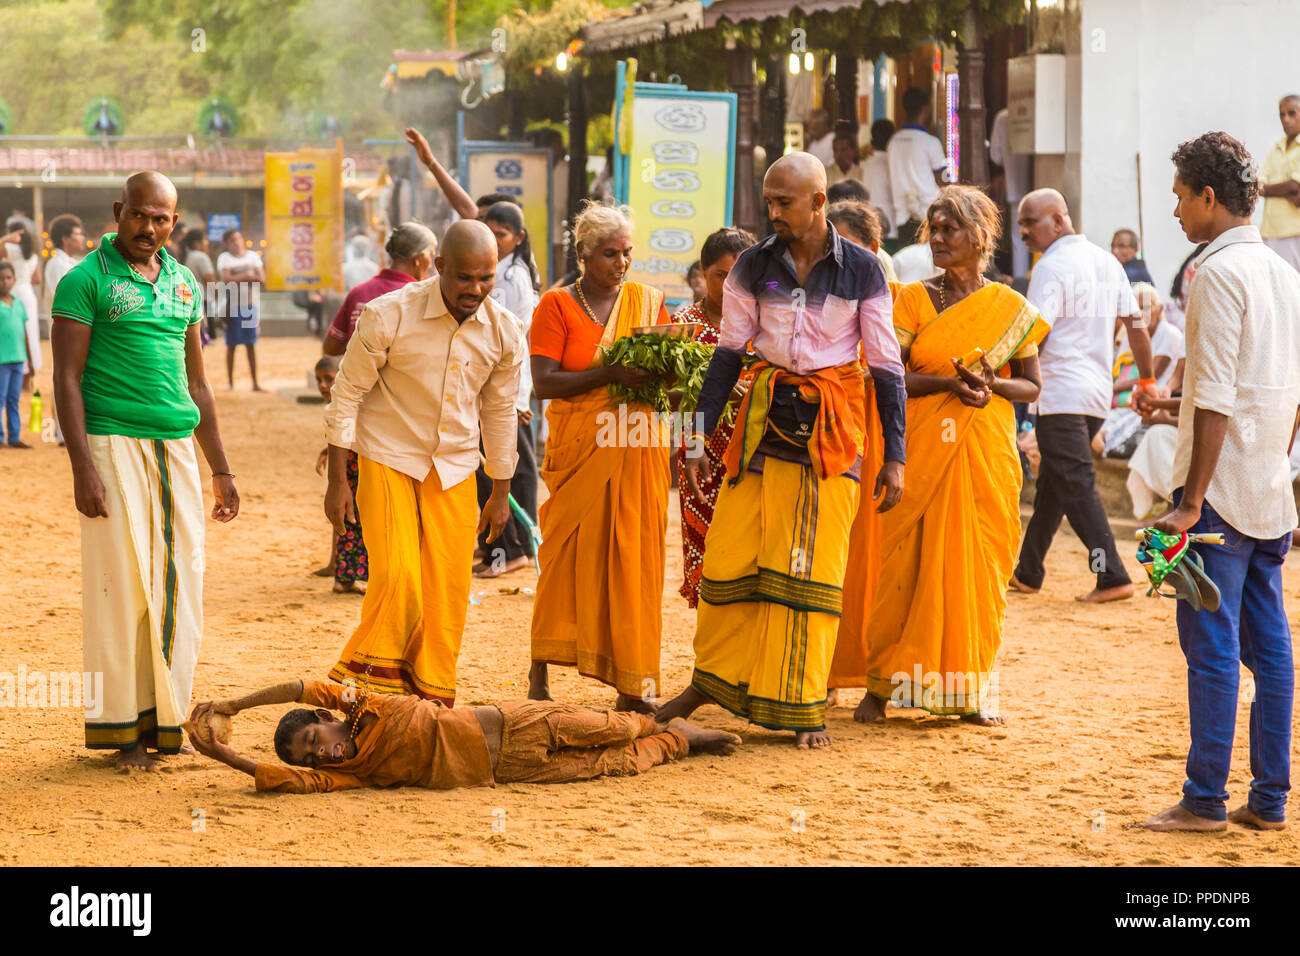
[
  {"xmin": 52, "ymin": 233, "xmax": 204, "ymax": 439},
  {"xmin": 0, "ymin": 296, "xmax": 28, "ymax": 365}
]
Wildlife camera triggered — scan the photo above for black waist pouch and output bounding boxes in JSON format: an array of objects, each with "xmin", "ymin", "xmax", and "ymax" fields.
[{"xmin": 763, "ymin": 384, "xmax": 820, "ymax": 448}]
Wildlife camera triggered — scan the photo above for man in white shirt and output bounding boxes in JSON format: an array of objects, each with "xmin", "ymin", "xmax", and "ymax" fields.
[
  {"xmin": 1010, "ymin": 188, "xmax": 1158, "ymax": 603},
  {"xmin": 42, "ymin": 214, "xmax": 84, "ymax": 446},
  {"xmin": 804, "ymin": 109, "xmax": 835, "ymax": 166},
  {"xmin": 824, "ymin": 129, "xmax": 864, "ymax": 188},
  {"xmin": 989, "ymin": 107, "xmax": 1031, "ymax": 277},
  {"xmin": 323, "ymin": 219, "xmax": 523, "ymax": 705},
  {"xmin": 216, "ymin": 229, "xmax": 264, "ymax": 390},
  {"xmin": 887, "ymin": 87, "xmax": 948, "ymax": 246},
  {"xmin": 862, "ymin": 119, "xmax": 895, "ymax": 237},
  {"xmin": 1139, "ymin": 133, "xmax": 1300, "ymax": 834},
  {"xmin": 342, "ymin": 234, "xmax": 379, "ymax": 291}
]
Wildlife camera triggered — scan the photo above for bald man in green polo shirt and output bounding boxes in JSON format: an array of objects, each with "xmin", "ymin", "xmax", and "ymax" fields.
[{"xmin": 52, "ymin": 171, "xmax": 240, "ymax": 771}]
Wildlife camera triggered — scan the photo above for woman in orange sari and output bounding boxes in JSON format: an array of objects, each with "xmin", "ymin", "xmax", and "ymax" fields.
[
  {"xmin": 528, "ymin": 202, "xmax": 670, "ymax": 711},
  {"xmin": 856, "ymin": 186, "xmax": 1046, "ymax": 724}
]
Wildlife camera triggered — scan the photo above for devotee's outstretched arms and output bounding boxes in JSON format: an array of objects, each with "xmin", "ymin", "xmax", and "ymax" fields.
[
  {"xmin": 192, "ymin": 680, "xmax": 306, "ymax": 719},
  {"xmin": 185, "ymin": 325, "xmax": 239, "ymax": 522},
  {"xmin": 406, "ymin": 127, "xmax": 478, "ymax": 221}
]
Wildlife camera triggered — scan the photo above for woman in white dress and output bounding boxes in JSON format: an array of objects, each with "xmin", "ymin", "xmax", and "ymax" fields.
[{"xmin": 3, "ymin": 218, "xmax": 39, "ymax": 379}]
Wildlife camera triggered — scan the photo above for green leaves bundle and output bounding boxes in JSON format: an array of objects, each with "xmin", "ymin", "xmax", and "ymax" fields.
[{"xmin": 603, "ymin": 333, "xmax": 714, "ymax": 416}]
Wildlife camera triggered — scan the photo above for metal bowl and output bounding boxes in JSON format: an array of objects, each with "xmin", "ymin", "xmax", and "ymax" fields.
[{"xmin": 630, "ymin": 322, "xmax": 700, "ymax": 338}]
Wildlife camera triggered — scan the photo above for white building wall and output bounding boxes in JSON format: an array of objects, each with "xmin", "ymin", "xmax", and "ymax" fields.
[{"xmin": 1079, "ymin": 0, "xmax": 1296, "ymax": 293}]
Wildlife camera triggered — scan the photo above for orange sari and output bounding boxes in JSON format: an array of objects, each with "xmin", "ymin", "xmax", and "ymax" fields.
[
  {"xmin": 829, "ymin": 281, "xmax": 901, "ymax": 689},
  {"xmin": 862, "ymin": 282, "xmax": 1046, "ymax": 714},
  {"xmin": 530, "ymin": 281, "xmax": 671, "ymax": 697}
]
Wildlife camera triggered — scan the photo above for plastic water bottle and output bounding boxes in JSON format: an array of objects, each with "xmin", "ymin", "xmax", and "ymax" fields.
[{"xmin": 28, "ymin": 389, "xmax": 42, "ymax": 434}]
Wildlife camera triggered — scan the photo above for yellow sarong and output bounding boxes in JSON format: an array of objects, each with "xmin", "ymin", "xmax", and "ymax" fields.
[
  {"xmin": 329, "ymin": 457, "xmax": 478, "ymax": 703},
  {"xmin": 863, "ymin": 282, "xmax": 1047, "ymax": 713},
  {"xmin": 692, "ymin": 455, "xmax": 859, "ymax": 732},
  {"xmin": 530, "ymin": 281, "xmax": 670, "ymax": 698}
]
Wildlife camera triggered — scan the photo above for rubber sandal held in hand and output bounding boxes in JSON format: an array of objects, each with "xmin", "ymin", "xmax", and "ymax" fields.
[{"xmin": 1134, "ymin": 528, "xmax": 1224, "ymax": 611}]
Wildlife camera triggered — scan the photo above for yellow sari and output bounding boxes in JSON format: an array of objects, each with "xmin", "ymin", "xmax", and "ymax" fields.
[
  {"xmin": 530, "ymin": 281, "xmax": 670, "ymax": 698},
  {"xmin": 863, "ymin": 281, "xmax": 1046, "ymax": 714}
]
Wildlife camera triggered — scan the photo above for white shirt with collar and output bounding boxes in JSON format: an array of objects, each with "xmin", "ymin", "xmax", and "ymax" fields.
[
  {"xmin": 324, "ymin": 275, "xmax": 525, "ymax": 487},
  {"xmin": 1027, "ymin": 233, "xmax": 1139, "ymax": 418},
  {"xmin": 44, "ymin": 248, "xmax": 80, "ymax": 312},
  {"xmin": 1172, "ymin": 224, "xmax": 1300, "ymax": 539}
]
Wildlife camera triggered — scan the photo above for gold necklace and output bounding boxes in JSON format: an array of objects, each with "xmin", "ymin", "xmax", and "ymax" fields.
[
  {"xmin": 575, "ymin": 275, "xmax": 620, "ymax": 327},
  {"xmin": 115, "ymin": 237, "xmax": 159, "ymax": 284}
]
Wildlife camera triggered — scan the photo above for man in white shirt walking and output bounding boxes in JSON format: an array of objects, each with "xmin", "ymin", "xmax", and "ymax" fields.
[
  {"xmin": 216, "ymin": 229, "xmax": 264, "ymax": 390},
  {"xmin": 1010, "ymin": 188, "xmax": 1158, "ymax": 603},
  {"xmin": 887, "ymin": 87, "xmax": 948, "ymax": 246},
  {"xmin": 1139, "ymin": 133, "xmax": 1300, "ymax": 833}
]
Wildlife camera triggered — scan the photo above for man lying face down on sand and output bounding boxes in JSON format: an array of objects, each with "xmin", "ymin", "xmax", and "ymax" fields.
[{"xmin": 185, "ymin": 680, "xmax": 741, "ymax": 792}]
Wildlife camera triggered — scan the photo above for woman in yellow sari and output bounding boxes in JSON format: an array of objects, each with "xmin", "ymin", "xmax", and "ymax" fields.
[
  {"xmin": 528, "ymin": 202, "xmax": 670, "ymax": 711},
  {"xmin": 856, "ymin": 185, "xmax": 1046, "ymax": 724}
]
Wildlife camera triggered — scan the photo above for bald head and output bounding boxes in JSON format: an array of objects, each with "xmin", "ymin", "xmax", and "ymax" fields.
[
  {"xmin": 113, "ymin": 170, "xmax": 179, "ymax": 263},
  {"xmin": 435, "ymin": 219, "xmax": 499, "ymax": 321},
  {"xmin": 763, "ymin": 153, "xmax": 828, "ymax": 243},
  {"xmin": 1017, "ymin": 188, "xmax": 1074, "ymax": 254}
]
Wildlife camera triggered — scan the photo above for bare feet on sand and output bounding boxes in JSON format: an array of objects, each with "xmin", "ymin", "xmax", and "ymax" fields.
[
  {"xmin": 1007, "ymin": 574, "xmax": 1039, "ymax": 594},
  {"xmin": 655, "ymin": 686, "xmax": 709, "ymax": 723},
  {"xmin": 526, "ymin": 662, "xmax": 552, "ymax": 701},
  {"xmin": 115, "ymin": 743, "xmax": 157, "ymax": 771},
  {"xmin": 1135, "ymin": 804, "xmax": 1226, "ymax": 832},
  {"xmin": 826, "ymin": 688, "xmax": 840, "ymax": 707},
  {"xmin": 795, "ymin": 730, "xmax": 832, "ymax": 749},
  {"xmin": 960, "ymin": 712, "xmax": 1006, "ymax": 726},
  {"xmin": 615, "ymin": 693, "xmax": 659, "ymax": 715},
  {"xmin": 1075, "ymin": 583, "xmax": 1134, "ymax": 603},
  {"xmin": 853, "ymin": 694, "xmax": 886, "ymax": 723},
  {"xmin": 473, "ymin": 555, "xmax": 532, "ymax": 578},
  {"xmin": 667, "ymin": 717, "xmax": 742, "ymax": 755},
  {"xmin": 1228, "ymin": 805, "xmax": 1287, "ymax": 831},
  {"xmin": 332, "ymin": 580, "xmax": 367, "ymax": 594},
  {"xmin": 312, "ymin": 563, "xmax": 335, "ymax": 577}
]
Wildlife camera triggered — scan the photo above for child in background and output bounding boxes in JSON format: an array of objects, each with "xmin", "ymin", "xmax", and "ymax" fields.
[
  {"xmin": 314, "ymin": 355, "xmax": 367, "ymax": 593},
  {"xmin": 0, "ymin": 261, "xmax": 32, "ymax": 448}
]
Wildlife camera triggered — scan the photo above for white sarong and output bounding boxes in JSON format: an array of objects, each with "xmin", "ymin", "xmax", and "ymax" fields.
[{"xmin": 82, "ymin": 434, "xmax": 204, "ymax": 753}]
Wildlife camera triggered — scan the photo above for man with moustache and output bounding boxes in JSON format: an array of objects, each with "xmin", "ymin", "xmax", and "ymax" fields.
[
  {"xmin": 323, "ymin": 219, "xmax": 524, "ymax": 705},
  {"xmin": 51, "ymin": 171, "xmax": 240, "ymax": 770},
  {"xmin": 657, "ymin": 152, "xmax": 907, "ymax": 749}
]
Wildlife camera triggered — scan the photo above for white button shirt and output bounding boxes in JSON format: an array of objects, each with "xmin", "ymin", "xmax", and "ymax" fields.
[
  {"xmin": 1028, "ymin": 233, "xmax": 1139, "ymax": 418},
  {"xmin": 324, "ymin": 276, "xmax": 525, "ymax": 486},
  {"xmin": 1173, "ymin": 225, "xmax": 1300, "ymax": 539}
]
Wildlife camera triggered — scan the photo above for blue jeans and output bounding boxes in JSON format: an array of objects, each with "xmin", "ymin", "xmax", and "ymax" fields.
[
  {"xmin": 0, "ymin": 362, "xmax": 22, "ymax": 443},
  {"xmin": 1173, "ymin": 490, "xmax": 1294, "ymax": 822}
]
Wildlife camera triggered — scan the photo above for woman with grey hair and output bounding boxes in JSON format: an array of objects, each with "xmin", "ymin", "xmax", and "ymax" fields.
[{"xmin": 323, "ymin": 221, "xmax": 436, "ymax": 356}]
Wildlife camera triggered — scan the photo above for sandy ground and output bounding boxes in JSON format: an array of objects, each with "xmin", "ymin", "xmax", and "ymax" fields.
[{"xmin": 1, "ymin": 335, "xmax": 1298, "ymax": 867}]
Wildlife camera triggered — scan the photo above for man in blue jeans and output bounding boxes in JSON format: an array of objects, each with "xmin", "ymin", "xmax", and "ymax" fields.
[
  {"xmin": 1140, "ymin": 132, "xmax": 1300, "ymax": 832},
  {"xmin": 0, "ymin": 260, "xmax": 32, "ymax": 448}
]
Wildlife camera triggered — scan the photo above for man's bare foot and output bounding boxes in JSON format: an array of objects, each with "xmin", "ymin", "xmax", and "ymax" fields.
[
  {"xmin": 668, "ymin": 717, "xmax": 741, "ymax": 755},
  {"xmin": 527, "ymin": 661, "xmax": 552, "ymax": 701},
  {"xmin": 473, "ymin": 555, "xmax": 532, "ymax": 578},
  {"xmin": 252, "ymin": 384, "xmax": 264, "ymax": 392},
  {"xmin": 1076, "ymin": 583, "xmax": 1135, "ymax": 603},
  {"xmin": 960, "ymin": 711, "xmax": 1006, "ymax": 726},
  {"xmin": 1228, "ymin": 805, "xmax": 1287, "ymax": 831},
  {"xmin": 853, "ymin": 694, "xmax": 887, "ymax": 723},
  {"xmin": 1135, "ymin": 803, "xmax": 1226, "ymax": 832},
  {"xmin": 1007, "ymin": 574, "xmax": 1039, "ymax": 594},
  {"xmin": 313, "ymin": 563, "xmax": 335, "ymax": 577},
  {"xmin": 795, "ymin": 730, "xmax": 832, "ymax": 749},
  {"xmin": 179, "ymin": 744, "xmax": 195, "ymax": 755},
  {"xmin": 115, "ymin": 743, "xmax": 157, "ymax": 771},
  {"xmin": 615, "ymin": 693, "xmax": 659, "ymax": 714},
  {"xmin": 826, "ymin": 688, "xmax": 840, "ymax": 707},
  {"xmin": 656, "ymin": 686, "xmax": 709, "ymax": 722}
]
